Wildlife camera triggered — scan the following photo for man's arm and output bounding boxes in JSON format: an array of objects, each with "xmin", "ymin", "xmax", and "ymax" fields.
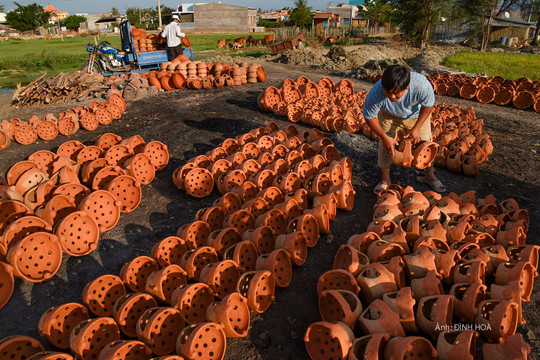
[
  {"xmin": 176, "ymin": 25, "xmax": 185, "ymax": 38},
  {"xmin": 404, "ymin": 106, "xmax": 433, "ymax": 143},
  {"xmin": 366, "ymin": 117, "xmax": 399, "ymax": 156}
]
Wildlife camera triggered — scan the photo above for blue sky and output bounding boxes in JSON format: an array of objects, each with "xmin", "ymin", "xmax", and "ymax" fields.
[{"xmin": 0, "ymin": 0, "xmax": 333, "ymax": 13}]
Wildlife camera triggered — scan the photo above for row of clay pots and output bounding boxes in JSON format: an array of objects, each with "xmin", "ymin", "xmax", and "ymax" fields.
[
  {"xmin": 0, "ymin": 93, "xmax": 126, "ymax": 151},
  {"xmin": 259, "ymin": 77, "xmax": 479, "ymax": 173},
  {"xmin": 2, "ymin": 123, "xmax": 356, "ymax": 359},
  {"xmin": 304, "ymin": 184, "xmax": 536, "ymax": 360},
  {"xmin": 133, "ymin": 34, "xmax": 165, "ymax": 53},
  {"xmin": 0, "ymin": 133, "xmax": 169, "ymax": 310}
]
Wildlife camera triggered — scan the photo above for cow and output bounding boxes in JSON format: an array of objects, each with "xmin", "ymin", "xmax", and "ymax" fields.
[
  {"xmin": 232, "ymin": 37, "xmax": 247, "ymax": 49},
  {"xmin": 264, "ymin": 34, "xmax": 275, "ymax": 46},
  {"xmin": 248, "ymin": 35, "xmax": 259, "ymax": 47},
  {"xmin": 256, "ymin": 39, "xmax": 262, "ymax": 46},
  {"xmin": 217, "ymin": 38, "xmax": 226, "ymax": 49}
]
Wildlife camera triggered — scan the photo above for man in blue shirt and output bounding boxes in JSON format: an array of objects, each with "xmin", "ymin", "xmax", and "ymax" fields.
[{"xmin": 362, "ymin": 65, "xmax": 446, "ymax": 194}]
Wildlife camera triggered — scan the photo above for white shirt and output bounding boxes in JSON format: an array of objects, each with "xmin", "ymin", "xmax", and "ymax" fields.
[{"xmin": 160, "ymin": 21, "xmax": 185, "ymax": 47}]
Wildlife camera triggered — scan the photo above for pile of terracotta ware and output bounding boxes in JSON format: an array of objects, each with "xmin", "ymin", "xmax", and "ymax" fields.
[
  {"xmin": 12, "ymin": 72, "xmax": 127, "ymax": 108},
  {"xmin": 132, "ymin": 28, "xmax": 165, "ymax": 53},
  {"xmin": 0, "ymin": 93, "xmax": 127, "ymax": 151},
  {"xmin": 0, "ymin": 132, "xmax": 169, "ymax": 312},
  {"xmin": 367, "ymin": 72, "xmax": 540, "ymax": 112},
  {"xmin": 305, "ymin": 184, "xmax": 536, "ymax": 359},
  {"xmin": 0, "ymin": 123, "xmax": 356, "ymax": 359},
  {"xmin": 122, "ymin": 60, "xmax": 267, "ymax": 99}
]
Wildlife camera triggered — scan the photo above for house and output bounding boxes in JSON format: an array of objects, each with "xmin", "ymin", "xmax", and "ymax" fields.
[
  {"xmin": 0, "ymin": 13, "xmax": 7, "ymax": 25},
  {"xmin": 490, "ymin": 10, "xmax": 536, "ymax": 43},
  {"xmin": 313, "ymin": 12, "xmax": 340, "ymax": 30},
  {"xmin": 327, "ymin": 4, "xmax": 365, "ymax": 27},
  {"xmin": 173, "ymin": 3, "xmax": 257, "ymax": 32},
  {"xmin": 93, "ymin": 16, "xmax": 121, "ymax": 33},
  {"xmin": 259, "ymin": 10, "xmax": 290, "ymax": 22},
  {"xmin": 44, "ymin": 4, "xmax": 69, "ymax": 24}
]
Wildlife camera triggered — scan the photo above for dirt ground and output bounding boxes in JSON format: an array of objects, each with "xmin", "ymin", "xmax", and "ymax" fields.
[{"xmin": 0, "ymin": 59, "xmax": 539, "ymax": 359}]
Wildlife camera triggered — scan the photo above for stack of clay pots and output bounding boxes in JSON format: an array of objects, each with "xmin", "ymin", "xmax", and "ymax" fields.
[
  {"xmin": 0, "ymin": 123, "xmax": 356, "ymax": 359},
  {"xmin": 430, "ymin": 103, "xmax": 493, "ymax": 176},
  {"xmin": 133, "ymin": 34, "xmax": 165, "ymax": 53},
  {"xmin": 0, "ymin": 133, "xmax": 168, "ymax": 311},
  {"xmin": 258, "ymin": 76, "xmax": 369, "ymax": 135},
  {"xmin": 0, "ymin": 93, "xmax": 126, "ymax": 151},
  {"xmin": 305, "ymin": 184, "xmax": 536, "ymax": 360},
  {"xmin": 428, "ymin": 73, "xmax": 540, "ymax": 112},
  {"xmin": 122, "ymin": 60, "xmax": 267, "ymax": 98}
]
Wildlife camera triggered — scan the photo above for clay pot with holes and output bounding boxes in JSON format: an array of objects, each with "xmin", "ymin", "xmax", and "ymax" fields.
[
  {"xmin": 199, "ymin": 260, "xmax": 241, "ymax": 299},
  {"xmin": 97, "ymin": 340, "xmax": 152, "ymax": 360},
  {"xmin": 69, "ymin": 317, "xmax": 120, "ymax": 360},
  {"xmin": 14, "ymin": 125, "xmax": 38, "ymax": 145},
  {"xmin": 0, "ymin": 200, "xmax": 33, "ymax": 235},
  {"xmin": 120, "ymin": 135, "xmax": 146, "ymax": 154},
  {"xmin": 79, "ymin": 113, "xmax": 99, "ymax": 131},
  {"xmin": 123, "ymin": 153, "xmax": 156, "ymax": 185},
  {"xmin": 0, "ymin": 336, "xmax": 44, "ymax": 359},
  {"xmin": 28, "ymin": 351, "xmax": 74, "ymax": 360},
  {"xmin": 52, "ymin": 183, "xmax": 90, "ymax": 207},
  {"xmin": 54, "ymin": 211, "xmax": 99, "ymax": 256},
  {"xmin": 94, "ymin": 108, "xmax": 113, "ymax": 125},
  {"xmin": 236, "ymin": 270, "xmax": 276, "ymax": 313},
  {"xmin": 223, "ymin": 240, "xmax": 258, "ymax": 273},
  {"xmin": 172, "ymin": 163, "xmax": 197, "ymax": 190},
  {"xmin": 14, "ymin": 167, "xmax": 49, "ymax": 196},
  {"xmin": 7, "ymin": 231, "xmax": 62, "ymax": 282},
  {"xmin": 255, "ymin": 248, "xmax": 292, "ymax": 288},
  {"xmin": 35, "ymin": 194, "xmax": 76, "ymax": 226},
  {"xmin": 120, "ymin": 256, "xmax": 159, "ymax": 293},
  {"xmin": 82, "ymin": 274, "xmax": 126, "ymax": 317},
  {"xmin": 108, "ymin": 93, "xmax": 126, "ymax": 112},
  {"xmin": 319, "ymin": 289, "xmax": 363, "ymax": 330},
  {"xmin": 96, "ymin": 133, "xmax": 122, "ymax": 150},
  {"xmin": 171, "ymin": 283, "xmax": 214, "ymax": 325},
  {"xmin": 6, "ymin": 160, "xmax": 38, "ymax": 186},
  {"xmin": 180, "ymin": 246, "xmax": 219, "ymax": 280},
  {"xmin": 206, "ymin": 292, "xmax": 250, "ymax": 338},
  {"xmin": 1, "ymin": 215, "xmax": 52, "ymax": 255},
  {"xmin": 143, "ymin": 141, "xmax": 169, "ymax": 171},
  {"xmin": 176, "ymin": 322, "xmax": 227, "ymax": 360},
  {"xmin": 304, "ymin": 322, "xmax": 354, "ymax": 360},
  {"xmin": 136, "ymin": 308, "xmax": 186, "ymax": 356},
  {"xmin": 105, "ymin": 145, "xmax": 132, "ymax": 167},
  {"xmin": 0, "ymin": 261, "xmax": 14, "ymax": 310},
  {"xmin": 112, "ymin": 293, "xmax": 157, "ymax": 338},
  {"xmin": 57, "ymin": 141, "xmax": 85, "ymax": 162},
  {"xmin": 0, "ymin": 129, "xmax": 11, "ymax": 150},
  {"xmin": 317, "ymin": 268, "xmax": 360, "ymax": 297},
  {"xmin": 177, "ymin": 220, "xmax": 213, "ymax": 249},
  {"xmin": 145, "ymin": 265, "xmax": 188, "ymax": 304},
  {"xmin": 183, "ymin": 168, "xmax": 214, "ymax": 198},
  {"xmin": 207, "ymin": 227, "xmax": 241, "ymax": 257},
  {"xmin": 34, "ymin": 119, "xmax": 59, "ymax": 141},
  {"xmin": 196, "ymin": 206, "xmax": 226, "ymax": 232},
  {"xmin": 151, "ymin": 236, "xmax": 188, "ymax": 267},
  {"xmin": 105, "ymin": 175, "xmax": 142, "ymax": 213},
  {"xmin": 57, "ymin": 116, "xmax": 79, "ymax": 136},
  {"xmin": 242, "ymin": 226, "xmax": 276, "ymax": 256},
  {"xmin": 274, "ymin": 231, "xmax": 308, "ymax": 266},
  {"xmin": 78, "ymin": 189, "xmax": 121, "ymax": 233}
]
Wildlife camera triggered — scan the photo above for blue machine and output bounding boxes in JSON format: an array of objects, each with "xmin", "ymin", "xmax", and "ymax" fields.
[{"xmin": 85, "ymin": 19, "xmax": 194, "ymax": 76}]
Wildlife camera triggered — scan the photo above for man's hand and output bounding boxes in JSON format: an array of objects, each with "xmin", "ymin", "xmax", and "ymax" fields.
[
  {"xmin": 382, "ymin": 134, "xmax": 399, "ymax": 156},
  {"xmin": 404, "ymin": 127, "xmax": 420, "ymax": 143},
  {"xmin": 158, "ymin": 26, "xmax": 162, "ymax": 31}
]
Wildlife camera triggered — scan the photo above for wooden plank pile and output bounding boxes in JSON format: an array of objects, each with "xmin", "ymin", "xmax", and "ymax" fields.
[{"xmin": 12, "ymin": 71, "xmax": 126, "ymax": 108}]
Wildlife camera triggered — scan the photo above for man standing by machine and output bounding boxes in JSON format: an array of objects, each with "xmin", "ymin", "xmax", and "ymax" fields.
[{"xmin": 160, "ymin": 15, "xmax": 186, "ymax": 59}]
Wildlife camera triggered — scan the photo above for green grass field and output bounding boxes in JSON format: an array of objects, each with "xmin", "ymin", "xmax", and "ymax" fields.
[
  {"xmin": 443, "ymin": 51, "xmax": 540, "ymax": 81},
  {"xmin": 0, "ymin": 33, "xmax": 270, "ymax": 89}
]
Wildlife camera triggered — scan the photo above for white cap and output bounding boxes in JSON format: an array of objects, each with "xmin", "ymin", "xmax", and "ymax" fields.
[{"xmin": 172, "ymin": 15, "xmax": 180, "ymax": 21}]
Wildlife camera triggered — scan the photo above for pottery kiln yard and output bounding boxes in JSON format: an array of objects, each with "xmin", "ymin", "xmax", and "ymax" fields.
[{"xmin": 0, "ymin": 57, "xmax": 538, "ymax": 360}]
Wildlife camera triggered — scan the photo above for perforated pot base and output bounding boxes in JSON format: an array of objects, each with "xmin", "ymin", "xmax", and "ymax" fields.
[
  {"xmin": 105, "ymin": 175, "xmax": 142, "ymax": 213},
  {"xmin": 98, "ymin": 340, "xmax": 152, "ymax": 360},
  {"xmin": 76, "ymin": 146, "xmax": 104, "ymax": 166},
  {"xmin": 143, "ymin": 141, "xmax": 169, "ymax": 171},
  {"xmin": 36, "ymin": 120, "xmax": 59, "ymax": 141},
  {"xmin": 123, "ymin": 153, "xmax": 155, "ymax": 185},
  {"xmin": 176, "ymin": 322, "xmax": 226, "ymax": 360},
  {"xmin": 0, "ymin": 261, "xmax": 14, "ymax": 310},
  {"xmin": 120, "ymin": 256, "xmax": 160, "ymax": 293},
  {"xmin": 171, "ymin": 283, "xmax": 215, "ymax": 325},
  {"xmin": 38, "ymin": 302, "xmax": 89, "ymax": 349},
  {"xmin": 28, "ymin": 150, "xmax": 56, "ymax": 176},
  {"xmin": 0, "ymin": 335, "xmax": 44, "ymax": 359},
  {"xmin": 105, "ymin": 145, "xmax": 132, "ymax": 167},
  {"xmin": 96, "ymin": 133, "xmax": 122, "ymax": 150},
  {"xmin": 1, "ymin": 215, "xmax": 52, "ymax": 255},
  {"xmin": 14, "ymin": 125, "xmax": 38, "ymax": 145},
  {"xmin": 82, "ymin": 274, "xmax": 126, "ymax": 317},
  {"xmin": 53, "ymin": 183, "xmax": 91, "ymax": 206},
  {"xmin": 113, "ymin": 293, "xmax": 157, "ymax": 338},
  {"xmin": 6, "ymin": 160, "xmax": 38, "ymax": 185},
  {"xmin": 151, "ymin": 236, "xmax": 188, "ymax": 267},
  {"xmin": 78, "ymin": 190, "xmax": 121, "ymax": 233},
  {"xmin": 145, "ymin": 264, "xmax": 188, "ymax": 303},
  {"xmin": 184, "ymin": 168, "xmax": 214, "ymax": 198},
  {"xmin": 136, "ymin": 307, "xmax": 185, "ymax": 356},
  {"xmin": 56, "ymin": 141, "xmax": 85, "ymax": 161},
  {"xmin": 69, "ymin": 317, "xmax": 120, "ymax": 360},
  {"xmin": 7, "ymin": 231, "xmax": 62, "ymax": 282}
]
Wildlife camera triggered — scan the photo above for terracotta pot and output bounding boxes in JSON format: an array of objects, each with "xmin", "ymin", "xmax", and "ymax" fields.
[
  {"xmin": 317, "ymin": 269, "xmax": 360, "ymax": 296},
  {"xmin": 213, "ymin": 192, "xmax": 242, "ymax": 216},
  {"xmin": 143, "ymin": 141, "xmax": 169, "ymax": 171},
  {"xmin": 96, "ymin": 133, "xmax": 122, "ymax": 150},
  {"xmin": 97, "ymin": 340, "xmax": 152, "ymax": 360},
  {"xmin": 120, "ymin": 256, "xmax": 159, "ymax": 293},
  {"xmin": 171, "ymin": 282, "xmax": 215, "ymax": 325},
  {"xmin": 199, "ymin": 260, "xmax": 241, "ymax": 299},
  {"xmin": 0, "ymin": 129, "xmax": 11, "ymax": 150},
  {"xmin": 356, "ymin": 262, "xmax": 398, "ymax": 303},
  {"xmin": 206, "ymin": 292, "xmax": 250, "ymax": 338},
  {"xmin": 0, "ymin": 336, "xmax": 44, "ymax": 359},
  {"xmin": 136, "ymin": 307, "xmax": 185, "ymax": 356},
  {"xmin": 145, "ymin": 265, "xmax": 188, "ymax": 304},
  {"xmin": 28, "ymin": 351, "xmax": 74, "ymax": 360},
  {"xmin": 318, "ymin": 289, "xmax": 362, "ymax": 330},
  {"xmin": 52, "ymin": 183, "xmax": 91, "ymax": 207},
  {"xmin": 13, "ymin": 125, "xmax": 38, "ymax": 145},
  {"xmin": 258, "ymin": 87, "xmax": 282, "ymax": 112},
  {"xmin": 0, "ymin": 261, "xmax": 14, "ymax": 310},
  {"xmin": 82, "ymin": 274, "xmax": 126, "ymax": 317},
  {"xmin": 304, "ymin": 321, "xmax": 354, "ymax": 360},
  {"xmin": 482, "ymin": 334, "xmax": 531, "ymax": 360},
  {"xmin": 332, "ymin": 244, "xmax": 369, "ymax": 277},
  {"xmin": 6, "ymin": 160, "xmax": 38, "ymax": 186},
  {"xmin": 222, "ymin": 240, "xmax": 258, "ymax": 273},
  {"xmin": 150, "ymin": 237, "xmax": 187, "ymax": 268},
  {"xmin": 38, "ymin": 302, "xmax": 89, "ymax": 349},
  {"xmin": 475, "ymin": 300, "xmax": 518, "ymax": 343},
  {"xmin": 452, "ymin": 260, "xmax": 486, "ymax": 284},
  {"xmin": 0, "ymin": 200, "xmax": 33, "ymax": 235},
  {"xmin": 506, "ymin": 244, "xmax": 539, "ymax": 270},
  {"xmin": 69, "ymin": 317, "xmax": 120, "ymax": 360},
  {"xmin": 108, "ymin": 93, "xmax": 126, "ymax": 112},
  {"xmin": 180, "ymin": 246, "xmax": 219, "ymax": 280},
  {"xmin": 105, "ymin": 175, "xmax": 142, "ymax": 213},
  {"xmin": 78, "ymin": 190, "xmax": 122, "ymax": 233},
  {"xmin": 348, "ymin": 333, "xmax": 389, "ymax": 360},
  {"xmin": 177, "ymin": 221, "xmax": 212, "ymax": 250},
  {"xmin": 436, "ymin": 330, "xmax": 478, "ymax": 360},
  {"xmin": 384, "ymin": 336, "xmax": 438, "ymax": 360},
  {"xmin": 357, "ymin": 299, "xmax": 405, "ymax": 338},
  {"xmin": 236, "ymin": 270, "xmax": 275, "ymax": 313},
  {"xmin": 1, "ymin": 215, "xmax": 52, "ymax": 255},
  {"xmin": 416, "ymin": 295, "xmax": 454, "ymax": 339},
  {"xmin": 495, "ymin": 261, "xmax": 534, "ymax": 302},
  {"xmin": 112, "ymin": 293, "xmax": 157, "ymax": 338},
  {"xmin": 14, "ymin": 168, "xmax": 49, "ymax": 195},
  {"xmin": 7, "ymin": 231, "xmax": 62, "ymax": 282},
  {"xmin": 176, "ymin": 322, "xmax": 226, "ymax": 360}
]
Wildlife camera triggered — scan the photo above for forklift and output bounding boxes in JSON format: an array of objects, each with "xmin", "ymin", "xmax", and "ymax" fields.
[{"xmin": 84, "ymin": 18, "xmax": 194, "ymax": 76}]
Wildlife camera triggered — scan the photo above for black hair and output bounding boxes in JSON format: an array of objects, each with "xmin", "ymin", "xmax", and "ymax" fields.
[{"xmin": 381, "ymin": 65, "xmax": 411, "ymax": 91}]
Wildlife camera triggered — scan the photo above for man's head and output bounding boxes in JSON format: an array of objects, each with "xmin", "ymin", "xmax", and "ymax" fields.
[
  {"xmin": 172, "ymin": 15, "xmax": 180, "ymax": 23},
  {"xmin": 381, "ymin": 65, "xmax": 410, "ymax": 102}
]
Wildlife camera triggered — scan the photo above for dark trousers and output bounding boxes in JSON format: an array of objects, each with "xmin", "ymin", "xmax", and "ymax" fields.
[{"xmin": 169, "ymin": 44, "xmax": 183, "ymax": 59}]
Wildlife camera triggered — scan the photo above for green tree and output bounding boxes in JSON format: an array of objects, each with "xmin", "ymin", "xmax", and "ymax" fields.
[
  {"xmin": 60, "ymin": 15, "xmax": 87, "ymax": 30},
  {"xmin": 390, "ymin": 0, "xmax": 454, "ymax": 49},
  {"xmin": 519, "ymin": 0, "xmax": 539, "ymax": 45},
  {"xmin": 456, "ymin": 0, "xmax": 520, "ymax": 51},
  {"xmin": 111, "ymin": 7, "xmax": 120, "ymax": 16},
  {"xmin": 361, "ymin": 0, "xmax": 395, "ymax": 27},
  {"xmin": 6, "ymin": 2, "xmax": 51, "ymax": 32},
  {"xmin": 288, "ymin": 0, "xmax": 313, "ymax": 27},
  {"xmin": 0, "ymin": 5, "xmax": 5, "ymax": 12}
]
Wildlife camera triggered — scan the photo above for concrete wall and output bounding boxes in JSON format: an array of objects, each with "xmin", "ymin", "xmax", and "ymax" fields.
[{"xmin": 194, "ymin": 3, "xmax": 256, "ymax": 32}]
